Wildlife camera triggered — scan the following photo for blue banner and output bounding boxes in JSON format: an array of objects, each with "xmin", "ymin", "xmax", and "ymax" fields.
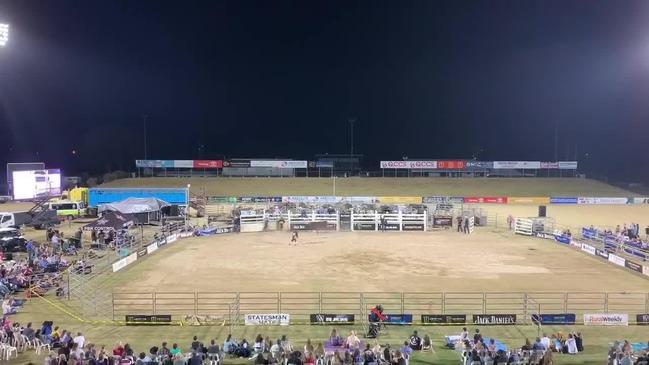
[
  {"xmin": 315, "ymin": 160, "xmax": 334, "ymax": 168},
  {"xmin": 135, "ymin": 160, "xmax": 175, "ymax": 168},
  {"xmin": 369, "ymin": 314, "xmax": 413, "ymax": 325},
  {"xmin": 532, "ymin": 313, "xmax": 576, "ymax": 325},
  {"xmin": 89, "ymin": 188, "xmax": 188, "ymax": 207},
  {"xmin": 550, "ymin": 197, "xmax": 578, "ymax": 204},
  {"xmin": 582, "ymin": 228, "xmax": 597, "ymax": 239},
  {"xmin": 554, "ymin": 235, "xmax": 571, "ymax": 245}
]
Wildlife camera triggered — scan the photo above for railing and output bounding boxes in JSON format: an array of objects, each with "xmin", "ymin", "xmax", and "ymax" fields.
[{"xmin": 111, "ymin": 291, "xmax": 649, "ymax": 323}]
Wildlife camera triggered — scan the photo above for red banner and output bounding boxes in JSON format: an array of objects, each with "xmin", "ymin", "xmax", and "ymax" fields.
[
  {"xmin": 437, "ymin": 160, "xmax": 466, "ymax": 169},
  {"xmin": 193, "ymin": 160, "xmax": 223, "ymax": 169},
  {"xmin": 464, "ymin": 197, "xmax": 508, "ymax": 204}
]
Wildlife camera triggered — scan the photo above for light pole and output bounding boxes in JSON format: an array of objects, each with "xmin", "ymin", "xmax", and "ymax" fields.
[
  {"xmin": 332, "ymin": 176, "xmax": 336, "ymax": 196},
  {"xmin": 142, "ymin": 114, "xmax": 148, "ymax": 160}
]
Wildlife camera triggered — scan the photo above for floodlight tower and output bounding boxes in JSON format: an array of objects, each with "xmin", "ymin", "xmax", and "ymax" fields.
[{"xmin": 0, "ymin": 23, "xmax": 9, "ymax": 47}]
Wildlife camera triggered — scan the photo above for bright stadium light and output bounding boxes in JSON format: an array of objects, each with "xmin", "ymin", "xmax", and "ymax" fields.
[{"xmin": 0, "ymin": 23, "xmax": 8, "ymax": 47}]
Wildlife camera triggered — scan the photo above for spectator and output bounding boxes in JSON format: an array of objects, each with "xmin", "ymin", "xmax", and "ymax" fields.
[
  {"xmin": 460, "ymin": 327, "xmax": 469, "ymax": 341},
  {"xmin": 473, "ymin": 329, "xmax": 482, "ymax": 344},
  {"xmin": 190, "ymin": 351, "xmax": 203, "ymax": 365},
  {"xmin": 363, "ymin": 343, "xmax": 376, "ymax": 365},
  {"xmin": 575, "ymin": 332, "xmax": 583, "ymax": 352},
  {"xmin": 223, "ymin": 335, "xmax": 235, "ymax": 354},
  {"xmin": 304, "ymin": 338, "xmax": 314, "ymax": 354},
  {"xmin": 540, "ymin": 333, "xmax": 550, "ymax": 350},
  {"xmin": 422, "ymin": 334, "xmax": 432, "ymax": 351},
  {"xmin": 495, "ymin": 350, "xmax": 508, "ymax": 364},
  {"xmin": 255, "ymin": 353, "xmax": 268, "ymax": 365},
  {"xmin": 73, "ymin": 332, "xmax": 85, "ymax": 349},
  {"xmin": 399, "ymin": 342, "xmax": 412, "ymax": 360},
  {"xmin": 329, "ymin": 329, "xmax": 342, "ymax": 347},
  {"xmin": 521, "ymin": 338, "xmax": 532, "ymax": 351},
  {"xmin": 409, "ymin": 330, "xmax": 422, "ymax": 350},
  {"xmin": 304, "ymin": 352, "xmax": 315, "ymax": 365},
  {"xmin": 23, "ymin": 321, "xmax": 35, "ymax": 340},
  {"xmin": 346, "ymin": 331, "xmax": 360, "ymax": 350},
  {"xmin": 191, "ymin": 336, "xmax": 201, "ymax": 351},
  {"xmin": 533, "ymin": 337, "xmax": 546, "ymax": 352},
  {"xmin": 391, "ymin": 351, "xmax": 405, "ymax": 365},
  {"xmin": 158, "ymin": 342, "xmax": 171, "ymax": 358},
  {"xmin": 566, "ymin": 334, "xmax": 578, "ymax": 355},
  {"xmin": 170, "ymin": 343, "xmax": 182, "ymax": 356},
  {"xmin": 487, "ymin": 338, "xmax": 497, "ymax": 354}
]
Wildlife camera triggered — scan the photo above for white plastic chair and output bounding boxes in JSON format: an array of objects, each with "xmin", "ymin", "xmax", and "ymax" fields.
[
  {"xmin": 34, "ymin": 338, "xmax": 51, "ymax": 355},
  {"xmin": 1, "ymin": 343, "xmax": 18, "ymax": 360},
  {"xmin": 207, "ymin": 352, "xmax": 220, "ymax": 365}
]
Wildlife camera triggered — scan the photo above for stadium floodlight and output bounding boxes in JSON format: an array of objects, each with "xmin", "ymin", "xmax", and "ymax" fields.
[{"xmin": 0, "ymin": 23, "xmax": 8, "ymax": 47}]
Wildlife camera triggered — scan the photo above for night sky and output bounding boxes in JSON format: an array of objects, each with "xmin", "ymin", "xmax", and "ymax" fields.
[{"xmin": 1, "ymin": 1, "xmax": 649, "ymax": 181}]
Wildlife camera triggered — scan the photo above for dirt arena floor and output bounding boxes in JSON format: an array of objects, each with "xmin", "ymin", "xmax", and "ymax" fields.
[{"xmin": 114, "ymin": 229, "xmax": 649, "ymax": 293}]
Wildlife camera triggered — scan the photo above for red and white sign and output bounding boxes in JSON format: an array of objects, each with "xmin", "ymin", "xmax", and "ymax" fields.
[
  {"xmin": 584, "ymin": 313, "xmax": 628, "ymax": 326},
  {"xmin": 464, "ymin": 197, "xmax": 508, "ymax": 204},
  {"xmin": 437, "ymin": 160, "xmax": 466, "ymax": 169},
  {"xmin": 380, "ymin": 161, "xmax": 437, "ymax": 169},
  {"xmin": 540, "ymin": 162, "xmax": 560, "ymax": 169},
  {"xmin": 493, "ymin": 161, "xmax": 541, "ymax": 169},
  {"xmin": 193, "ymin": 160, "xmax": 223, "ymax": 169}
]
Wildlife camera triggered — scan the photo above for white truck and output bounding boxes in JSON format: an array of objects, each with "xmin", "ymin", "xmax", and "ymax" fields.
[{"xmin": 0, "ymin": 211, "xmax": 32, "ymax": 228}]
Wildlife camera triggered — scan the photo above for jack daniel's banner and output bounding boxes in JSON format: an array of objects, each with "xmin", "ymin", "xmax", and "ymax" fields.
[
  {"xmin": 473, "ymin": 314, "xmax": 516, "ymax": 325},
  {"xmin": 309, "ymin": 314, "xmax": 355, "ymax": 325}
]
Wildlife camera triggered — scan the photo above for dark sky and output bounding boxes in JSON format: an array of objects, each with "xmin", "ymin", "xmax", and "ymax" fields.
[{"xmin": 1, "ymin": 0, "xmax": 649, "ymax": 181}]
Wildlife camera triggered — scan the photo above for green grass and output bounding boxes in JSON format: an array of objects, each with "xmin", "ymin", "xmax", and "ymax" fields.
[
  {"xmin": 101, "ymin": 177, "xmax": 635, "ymax": 197},
  {"xmin": 11, "ymin": 297, "xmax": 648, "ymax": 365}
]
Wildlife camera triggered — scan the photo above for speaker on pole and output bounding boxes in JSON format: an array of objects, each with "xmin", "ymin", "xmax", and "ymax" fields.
[{"xmin": 538, "ymin": 205, "xmax": 547, "ymax": 217}]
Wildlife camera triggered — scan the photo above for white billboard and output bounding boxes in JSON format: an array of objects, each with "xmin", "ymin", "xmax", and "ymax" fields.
[
  {"xmin": 12, "ymin": 169, "xmax": 62, "ymax": 200},
  {"xmin": 380, "ymin": 161, "xmax": 437, "ymax": 169},
  {"xmin": 249, "ymin": 160, "xmax": 307, "ymax": 168},
  {"xmin": 493, "ymin": 161, "xmax": 541, "ymax": 169}
]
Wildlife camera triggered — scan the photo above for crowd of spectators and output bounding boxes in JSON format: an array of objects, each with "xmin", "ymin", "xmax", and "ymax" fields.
[{"xmin": 608, "ymin": 340, "xmax": 649, "ymax": 365}]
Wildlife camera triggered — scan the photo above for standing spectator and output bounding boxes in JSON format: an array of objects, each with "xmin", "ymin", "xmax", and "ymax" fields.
[
  {"xmin": 473, "ymin": 329, "xmax": 482, "ymax": 344},
  {"xmin": 73, "ymin": 332, "xmax": 85, "ymax": 349},
  {"xmin": 507, "ymin": 215, "xmax": 514, "ymax": 230},
  {"xmin": 463, "ymin": 217, "xmax": 470, "ymax": 234},
  {"xmin": 575, "ymin": 332, "xmax": 583, "ymax": 352},
  {"xmin": 456, "ymin": 216, "xmax": 463, "ymax": 232},
  {"xmin": 399, "ymin": 342, "xmax": 412, "ymax": 361},
  {"xmin": 566, "ymin": 334, "xmax": 578, "ymax": 354}
]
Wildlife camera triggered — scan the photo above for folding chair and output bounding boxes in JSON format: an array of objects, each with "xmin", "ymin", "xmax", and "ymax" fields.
[{"xmin": 207, "ymin": 352, "xmax": 220, "ymax": 365}]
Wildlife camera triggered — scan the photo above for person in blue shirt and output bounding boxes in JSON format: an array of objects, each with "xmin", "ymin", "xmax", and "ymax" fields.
[{"xmin": 532, "ymin": 337, "xmax": 546, "ymax": 352}]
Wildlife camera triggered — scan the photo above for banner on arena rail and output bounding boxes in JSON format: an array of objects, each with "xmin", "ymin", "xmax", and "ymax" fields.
[
  {"xmin": 422, "ymin": 196, "xmax": 463, "ymax": 204},
  {"xmin": 472, "ymin": 314, "xmax": 516, "ymax": 325},
  {"xmin": 540, "ymin": 162, "xmax": 560, "ymax": 169},
  {"xmin": 291, "ymin": 222, "xmax": 337, "ymax": 231},
  {"xmin": 309, "ymin": 314, "xmax": 355, "ymax": 325},
  {"xmin": 315, "ymin": 160, "xmax": 334, "ymax": 168},
  {"xmin": 437, "ymin": 160, "xmax": 465, "ymax": 169},
  {"xmin": 125, "ymin": 315, "xmax": 172, "ymax": 326},
  {"xmin": 637, "ymin": 314, "xmax": 649, "ymax": 325},
  {"xmin": 625, "ymin": 260, "xmax": 643, "ymax": 273},
  {"xmin": 493, "ymin": 161, "xmax": 541, "ymax": 169},
  {"xmin": 194, "ymin": 160, "xmax": 223, "ymax": 168},
  {"xmin": 135, "ymin": 160, "xmax": 175, "ymax": 168},
  {"xmin": 223, "ymin": 160, "xmax": 251, "ymax": 168},
  {"xmin": 582, "ymin": 228, "xmax": 597, "ymax": 240},
  {"xmin": 376, "ymin": 196, "xmax": 422, "ymax": 204},
  {"xmin": 596, "ymin": 248, "xmax": 609, "ymax": 259},
  {"xmin": 207, "ymin": 196, "xmax": 237, "ymax": 203},
  {"xmin": 465, "ymin": 161, "xmax": 493, "ymax": 169},
  {"xmin": 402, "ymin": 223, "xmax": 425, "ymax": 231},
  {"xmin": 633, "ymin": 197, "xmax": 649, "ymax": 204},
  {"xmin": 377, "ymin": 314, "xmax": 413, "ymax": 325},
  {"xmin": 464, "ymin": 197, "xmax": 508, "ymax": 204},
  {"xmin": 173, "ymin": 160, "xmax": 194, "ymax": 168},
  {"xmin": 580, "ymin": 243, "xmax": 596, "ymax": 256},
  {"xmin": 137, "ymin": 248, "xmax": 147, "ymax": 258},
  {"xmin": 282, "ymin": 196, "xmax": 343, "ymax": 204},
  {"xmin": 146, "ymin": 242, "xmax": 158, "ymax": 255},
  {"xmin": 380, "ymin": 161, "xmax": 437, "ymax": 169},
  {"xmin": 421, "ymin": 314, "xmax": 466, "ymax": 325},
  {"xmin": 559, "ymin": 161, "xmax": 578, "ymax": 169},
  {"xmin": 549, "ymin": 197, "xmax": 578, "ymax": 204},
  {"xmin": 608, "ymin": 253, "xmax": 625, "ymax": 267},
  {"xmin": 577, "ymin": 197, "xmax": 630, "ymax": 205},
  {"xmin": 508, "ymin": 197, "xmax": 550, "ymax": 204},
  {"xmin": 238, "ymin": 196, "xmax": 283, "ymax": 203},
  {"xmin": 643, "ymin": 265, "xmax": 649, "ymax": 277},
  {"xmin": 244, "ymin": 314, "xmax": 290, "ymax": 326},
  {"xmin": 531, "ymin": 313, "xmax": 576, "ymax": 325},
  {"xmin": 584, "ymin": 313, "xmax": 628, "ymax": 326},
  {"xmin": 250, "ymin": 160, "xmax": 308, "ymax": 168}
]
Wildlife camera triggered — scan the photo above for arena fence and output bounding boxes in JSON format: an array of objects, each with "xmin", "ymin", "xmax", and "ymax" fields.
[{"xmin": 111, "ymin": 291, "xmax": 649, "ymax": 324}]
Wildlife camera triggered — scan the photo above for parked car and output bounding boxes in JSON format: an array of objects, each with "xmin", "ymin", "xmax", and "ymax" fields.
[{"xmin": 0, "ymin": 228, "xmax": 27, "ymax": 252}]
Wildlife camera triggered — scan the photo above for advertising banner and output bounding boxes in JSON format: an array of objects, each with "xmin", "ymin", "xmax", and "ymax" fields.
[
  {"xmin": 376, "ymin": 196, "xmax": 422, "ymax": 204},
  {"xmin": 376, "ymin": 314, "xmax": 413, "ymax": 325},
  {"xmin": 125, "ymin": 315, "xmax": 172, "ymax": 326},
  {"xmin": 290, "ymin": 222, "xmax": 337, "ymax": 231},
  {"xmin": 644, "ymin": 265, "xmax": 649, "ymax": 277},
  {"xmin": 315, "ymin": 160, "xmax": 334, "ymax": 168},
  {"xmin": 223, "ymin": 160, "xmax": 251, "ymax": 168},
  {"xmin": 354, "ymin": 223, "xmax": 377, "ymax": 231},
  {"xmin": 582, "ymin": 228, "xmax": 597, "ymax": 240},
  {"xmin": 250, "ymin": 160, "xmax": 308, "ymax": 168},
  {"xmin": 309, "ymin": 314, "xmax": 355, "ymax": 325},
  {"xmin": 625, "ymin": 260, "xmax": 643, "ymax": 273},
  {"xmin": 596, "ymin": 249, "xmax": 609, "ymax": 259},
  {"xmin": 437, "ymin": 161, "xmax": 465, "ymax": 169},
  {"xmin": 244, "ymin": 314, "xmax": 290, "ymax": 326},
  {"xmin": 637, "ymin": 314, "xmax": 649, "ymax": 325},
  {"xmin": 343, "ymin": 196, "xmax": 378, "ymax": 204},
  {"xmin": 493, "ymin": 161, "xmax": 541, "ymax": 169},
  {"xmin": 608, "ymin": 254, "xmax": 625, "ymax": 267},
  {"xmin": 380, "ymin": 161, "xmax": 437, "ymax": 169},
  {"xmin": 402, "ymin": 223, "xmax": 425, "ymax": 231},
  {"xmin": 581, "ymin": 243, "xmax": 596, "ymax": 256},
  {"xmin": 12, "ymin": 169, "xmax": 62, "ymax": 200},
  {"xmin": 465, "ymin": 161, "xmax": 493, "ymax": 169},
  {"xmin": 421, "ymin": 315, "xmax": 466, "ymax": 325},
  {"xmin": 559, "ymin": 161, "xmax": 578, "ymax": 169},
  {"xmin": 472, "ymin": 314, "xmax": 517, "ymax": 325},
  {"xmin": 173, "ymin": 160, "xmax": 194, "ymax": 168},
  {"xmin": 508, "ymin": 197, "xmax": 550, "ymax": 204},
  {"xmin": 238, "ymin": 196, "xmax": 283, "ymax": 203},
  {"xmin": 282, "ymin": 196, "xmax": 343, "ymax": 204},
  {"xmin": 633, "ymin": 197, "xmax": 649, "ymax": 204},
  {"xmin": 531, "ymin": 313, "xmax": 576, "ymax": 325},
  {"xmin": 540, "ymin": 162, "xmax": 560, "ymax": 169},
  {"xmin": 135, "ymin": 160, "xmax": 175, "ymax": 168},
  {"xmin": 193, "ymin": 160, "xmax": 223, "ymax": 169},
  {"xmin": 578, "ymin": 197, "xmax": 630, "ymax": 205},
  {"xmin": 146, "ymin": 242, "xmax": 158, "ymax": 255},
  {"xmin": 464, "ymin": 197, "xmax": 508, "ymax": 204},
  {"xmin": 550, "ymin": 197, "xmax": 578, "ymax": 204},
  {"xmin": 423, "ymin": 196, "xmax": 464, "ymax": 204},
  {"xmin": 584, "ymin": 313, "xmax": 628, "ymax": 326},
  {"xmin": 433, "ymin": 217, "xmax": 453, "ymax": 227},
  {"xmin": 112, "ymin": 258, "xmax": 127, "ymax": 272},
  {"xmin": 137, "ymin": 248, "xmax": 147, "ymax": 259},
  {"xmin": 166, "ymin": 234, "xmax": 178, "ymax": 244}
]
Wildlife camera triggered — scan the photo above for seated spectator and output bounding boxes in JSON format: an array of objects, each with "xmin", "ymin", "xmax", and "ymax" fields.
[
  {"xmin": 495, "ymin": 350, "xmax": 508, "ymax": 364},
  {"xmin": 507, "ymin": 351, "xmax": 520, "ymax": 365},
  {"xmin": 330, "ymin": 329, "xmax": 343, "ymax": 347},
  {"xmin": 487, "ymin": 338, "xmax": 497, "ymax": 354},
  {"xmin": 170, "ymin": 343, "xmax": 182, "ymax": 356},
  {"xmin": 304, "ymin": 338, "xmax": 314, "ymax": 354},
  {"xmin": 158, "ymin": 342, "xmax": 171, "ymax": 358},
  {"xmin": 460, "ymin": 327, "xmax": 469, "ymax": 341},
  {"xmin": 533, "ymin": 337, "xmax": 546, "ymax": 352},
  {"xmin": 469, "ymin": 350, "xmax": 481, "ymax": 364},
  {"xmin": 391, "ymin": 351, "xmax": 405, "ymax": 365},
  {"xmin": 255, "ymin": 353, "xmax": 269, "ymax": 365},
  {"xmin": 566, "ymin": 334, "xmax": 578, "ymax": 355},
  {"xmin": 409, "ymin": 330, "xmax": 422, "ymax": 350},
  {"xmin": 189, "ymin": 351, "xmax": 202, "ymax": 365},
  {"xmin": 304, "ymin": 351, "xmax": 315, "ymax": 365},
  {"xmin": 473, "ymin": 329, "xmax": 482, "ymax": 344},
  {"xmin": 23, "ymin": 321, "xmax": 35, "ymax": 340},
  {"xmin": 575, "ymin": 332, "xmax": 583, "ymax": 352},
  {"xmin": 223, "ymin": 335, "xmax": 235, "ymax": 354},
  {"xmin": 346, "ymin": 331, "xmax": 360, "ymax": 350},
  {"xmin": 314, "ymin": 342, "xmax": 325, "ymax": 359},
  {"xmin": 363, "ymin": 343, "xmax": 376, "ymax": 364},
  {"xmin": 541, "ymin": 350, "xmax": 553, "ymax": 365},
  {"xmin": 422, "ymin": 335, "xmax": 432, "ymax": 351},
  {"xmin": 399, "ymin": 342, "xmax": 412, "ymax": 360},
  {"xmin": 540, "ymin": 333, "xmax": 550, "ymax": 350},
  {"xmin": 521, "ymin": 338, "xmax": 532, "ymax": 351},
  {"xmin": 191, "ymin": 336, "xmax": 201, "ymax": 351}
]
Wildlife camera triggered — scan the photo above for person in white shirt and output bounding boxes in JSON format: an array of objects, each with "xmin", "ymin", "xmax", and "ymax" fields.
[
  {"xmin": 540, "ymin": 334, "xmax": 551, "ymax": 351},
  {"xmin": 566, "ymin": 334, "xmax": 578, "ymax": 354},
  {"xmin": 73, "ymin": 332, "xmax": 86, "ymax": 349}
]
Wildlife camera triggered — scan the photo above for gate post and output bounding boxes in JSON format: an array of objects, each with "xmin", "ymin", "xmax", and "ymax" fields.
[
  {"xmin": 319, "ymin": 292, "xmax": 322, "ymax": 313},
  {"xmin": 278, "ymin": 292, "xmax": 282, "ymax": 313},
  {"xmin": 523, "ymin": 293, "xmax": 528, "ymax": 322},
  {"xmin": 564, "ymin": 293, "xmax": 568, "ymax": 313},
  {"xmin": 153, "ymin": 292, "xmax": 157, "ymax": 315},
  {"xmin": 604, "ymin": 293, "xmax": 609, "ymax": 313},
  {"xmin": 482, "ymin": 293, "xmax": 487, "ymax": 314},
  {"xmin": 194, "ymin": 292, "xmax": 198, "ymax": 315},
  {"xmin": 401, "ymin": 292, "xmax": 405, "ymax": 314},
  {"xmin": 442, "ymin": 293, "xmax": 446, "ymax": 314}
]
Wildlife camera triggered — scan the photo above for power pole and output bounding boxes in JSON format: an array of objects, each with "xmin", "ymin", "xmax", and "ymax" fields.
[
  {"xmin": 143, "ymin": 114, "xmax": 148, "ymax": 160},
  {"xmin": 348, "ymin": 118, "xmax": 356, "ymax": 173},
  {"xmin": 553, "ymin": 120, "xmax": 558, "ymax": 161}
]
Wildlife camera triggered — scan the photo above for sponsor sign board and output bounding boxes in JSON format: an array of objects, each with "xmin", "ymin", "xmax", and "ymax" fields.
[
  {"xmin": 378, "ymin": 314, "xmax": 413, "ymax": 325},
  {"xmin": 125, "ymin": 315, "xmax": 172, "ymax": 326},
  {"xmin": 12, "ymin": 169, "xmax": 62, "ymax": 200},
  {"xmin": 309, "ymin": 314, "xmax": 354, "ymax": 325},
  {"xmin": 135, "ymin": 160, "xmax": 175, "ymax": 168},
  {"xmin": 146, "ymin": 242, "xmax": 158, "ymax": 255},
  {"xmin": 559, "ymin": 161, "xmax": 578, "ymax": 169},
  {"xmin": 578, "ymin": 197, "xmax": 630, "ymax": 205},
  {"xmin": 238, "ymin": 196, "xmax": 283, "ymax": 203},
  {"xmin": 250, "ymin": 160, "xmax": 308, "ymax": 168},
  {"xmin": 207, "ymin": 196, "xmax": 237, "ymax": 203},
  {"xmin": 493, "ymin": 161, "xmax": 541, "ymax": 169},
  {"xmin": 531, "ymin": 313, "xmax": 576, "ymax": 325},
  {"xmin": 166, "ymin": 234, "xmax": 178, "ymax": 244},
  {"xmin": 633, "ymin": 197, "xmax": 649, "ymax": 204},
  {"xmin": 433, "ymin": 217, "xmax": 453, "ymax": 227},
  {"xmin": 507, "ymin": 197, "xmax": 550, "ymax": 204},
  {"xmin": 223, "ymin": 160, "xmax": 251, "ymax": 168},
  {"xmin": 625, "ymin": 260, "xmax": 643, "ymax": 273},
  {"xmin": 553, "ymin": 235, "xmax": 570, "ymax": 245},
  {"xmin": 402, "ymin": 223, "xmax": 425, "ymax": 231},
  {"xmin": 137, "ymin": 248, "xmax": 147, "ymax": 258},
  {"xmin": 464, "ymin": 197, "xmax": 508, "ymax": 204},
  {"xmin": 380, "ymin": 223, "xmax": 400, "ymax": 231},
  {"xmin": 173, "ymin": 160, "xmax": 194, "ymax": 168},
  {"xmin": 584, "ymin": 313, "xmax": 628, "ymax": 326},
  {"xmin": 581, "ymin": 243, "xmax": 596, "ymax": 256},
  {"xmin": 193, "ymin": 160, "xmax": 223, "ymax": 169},
  {"xmin": 643, "ymin": 265, "xmax": 649, "ymax": 277},
  {"xmin": 437, "ymin": 160, "xmax": 465, "ymax": 169},
  {"xmin": 282, "ymin": 196, "xmax": 342, "ymax": 204},
  {"xmin": 125, "ymin": 253, "xmax": 138, "ymax": 265},
  {"xmin": 636, "ymin": 314, "xmax": 649, "ymax": 325},
  {"xmin": 464, "ymin": 161, "xmax": 493, "ymax": 169},
  {"xmin": 473, "ymin": 314, "xmax": 517, "ymax": 325},
  {"xmin": 244, "ymin": 314, "xmax": 290, "ymax": 326},
  {"xmin": 540, "ymin": 162, "xmax": 560, "ymax": 169},
  {"xmin": 550, "ymin": 197, "xmax": 578, "ymax": 204},
  {"xmin": 354, "ymin": 223, "xmax": 377, "ymax": 231},
  {"xmin": 421, "ymin": 314, "xmax": 466, "ymax": 325},
  {"xmin": 596, "ymin": 249, "xmax": 609, "ymax": 259},
  {"xmin": 315, "ymin": 160, "xmax": 334, "ymax": 168},
  {"xmin": 112, "ymin": 258, "xmax": 127, "ymax": 272},
  {"xmin": 380, "ymin": 161, "xmax": 437, "ymax": 169},
  {"xmin": 423, "ymin": 196, "xmax": 464, "ymax": 204},
  {"xmin": 377, "ymin": 196, "xmax": 422, "ymax": 204},
  {"xmin": 608, "ymin": 254, "xmax": 625, "ymax": 267},
  {"xmin": 290, "ymin": 222, "xmax": 337, "ymax": 231},
  {"xmin": 582, "ymin": 228, "xmax": 597, "ymax": 239}
]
